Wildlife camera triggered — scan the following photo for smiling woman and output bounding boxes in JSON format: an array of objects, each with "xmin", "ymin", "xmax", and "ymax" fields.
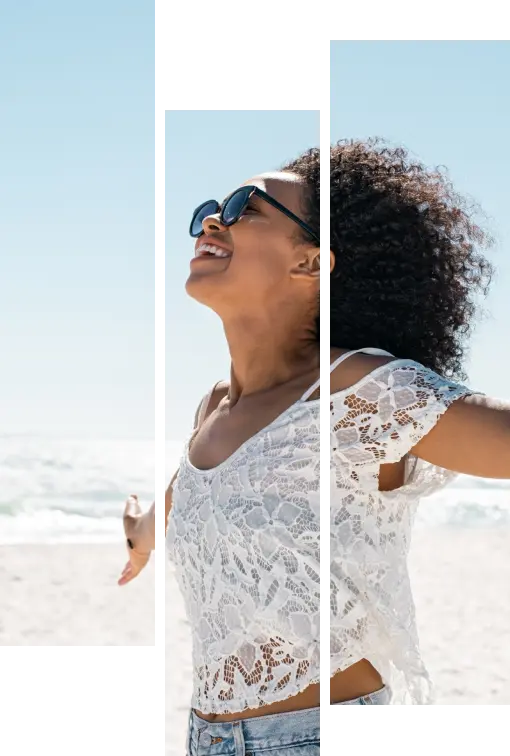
[
  {"xmin": 185, "ymin": 171, "xmax": 320, "ymax": 317},
  {"xmin": 164, "ymin": 125, "xmax": 321, "ymax": 755}
]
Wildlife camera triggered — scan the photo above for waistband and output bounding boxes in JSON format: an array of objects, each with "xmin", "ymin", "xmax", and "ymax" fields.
[
  {"xmin": 187, "ymin": 706, "xmax": 320, "ymax": 756},
  {"xmin": 332, "ymin": 685, "xmax": 391, "ymax": 705}
]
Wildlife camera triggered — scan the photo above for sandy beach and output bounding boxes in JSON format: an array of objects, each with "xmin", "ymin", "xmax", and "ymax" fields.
[
  {"xmin": 0, "ymin": 544, "xmax": 191, "ymax": 756},
  {"xmin": 8, "ymin": 529, "xmax": 508, "ymax": 750},
  {"xmin": 410, "ymin": 526, "xmax": 510, "ymax": 705}
]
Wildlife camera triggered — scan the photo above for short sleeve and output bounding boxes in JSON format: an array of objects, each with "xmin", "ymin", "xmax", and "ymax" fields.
[{"xmin": 331, "ymin": 360, "xmax": 476, "ymax": 467}]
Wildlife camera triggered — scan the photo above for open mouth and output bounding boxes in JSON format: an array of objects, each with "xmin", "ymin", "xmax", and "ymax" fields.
[{"xmin": 194, "ymin": 242, "xmax": 232, "ymax": 259}]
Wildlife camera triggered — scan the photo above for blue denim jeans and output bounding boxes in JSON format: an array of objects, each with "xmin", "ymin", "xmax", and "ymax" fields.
[
  {"xmin": 332, "ymin": 685, "xmax": 391, "ymax": 705},
  {"xmin": 186, "ymin": 706, "xmax": 320, "ymax": 756}
]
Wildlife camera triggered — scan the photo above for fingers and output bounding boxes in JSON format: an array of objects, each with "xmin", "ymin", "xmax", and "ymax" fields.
[
  {"xmin": 118, "ymin": 560, "xmax": 134, "ymax": 586},
  {"xmin": 119, "ymin": 494, "xmax": 149, "ymax": 586}
]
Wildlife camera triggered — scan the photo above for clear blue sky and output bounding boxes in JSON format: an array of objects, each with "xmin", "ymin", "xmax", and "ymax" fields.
[
  {"xmin": 331, "ymin": 41, "xmax": 510, "ymax": 400},
  {"xmin": 0, "ymin": 0, "xmax": 319, "ymax": 439},
  {"xmin": 8, "ymin": 31, "xmax": 505, "ymax": 444},
  {"xmin": 0, "ymin": 2, "xmax": 154, "ymax": 439}
]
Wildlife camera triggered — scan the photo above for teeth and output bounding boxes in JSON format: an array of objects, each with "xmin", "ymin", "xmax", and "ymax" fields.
[{"xmin": 196, "ymin": 243, "xmax": 230, "ymax": 258}]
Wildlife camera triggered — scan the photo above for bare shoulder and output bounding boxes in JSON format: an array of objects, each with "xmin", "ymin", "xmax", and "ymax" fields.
[
  {"xmin": 330, "ymin": 348, "xmax": 395, "ymax": 394},
  {"xmin": 193, "ymin": 380, "xmax": 230, "ymax": 428},
  {"xmin": 208, "ymin": 380, "xmax": 230, "ymax": 412}
]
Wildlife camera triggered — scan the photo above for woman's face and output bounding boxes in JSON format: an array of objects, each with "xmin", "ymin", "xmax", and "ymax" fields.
[{"xmin": 185, "ymin": 172, "xmax": 319, "ymax": 316}]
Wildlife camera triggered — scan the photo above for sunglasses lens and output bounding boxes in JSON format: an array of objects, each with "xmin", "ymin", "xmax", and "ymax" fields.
[
  {"xmin": 222, "ymin": 189, "xmax": 250, "ymax": 225},
  {"xmin": 190, "ymin": 201, "xmax": 219, "ymax": 237}
]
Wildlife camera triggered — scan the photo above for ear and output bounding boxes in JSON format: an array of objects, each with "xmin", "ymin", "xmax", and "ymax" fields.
[
  {"xmin": 290, "ymin": 247, "xmax": 320, "ymax": 280},
  {"xmin": 291, "ymin": 249, "xmax": 336, "ymax": 278}
]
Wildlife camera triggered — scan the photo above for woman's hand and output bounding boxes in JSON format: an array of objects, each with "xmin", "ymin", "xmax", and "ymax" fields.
[{"xmin": 118, "ymin": 495, "xmax": 155, "ymax": 586}]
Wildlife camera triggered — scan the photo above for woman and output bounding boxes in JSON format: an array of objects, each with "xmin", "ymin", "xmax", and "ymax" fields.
[
  {"xmin": 329, "ymin": 138, "xmax": 510, "ymax": 705},
  {"xmin": 165, "ymin": 154, "xmax": 321, "ymax": 753}
]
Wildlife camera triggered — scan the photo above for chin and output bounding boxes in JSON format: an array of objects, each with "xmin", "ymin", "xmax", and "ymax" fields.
[{"xmin": 185, "ymin": 271, "xmax": 228, "ymax": 310}]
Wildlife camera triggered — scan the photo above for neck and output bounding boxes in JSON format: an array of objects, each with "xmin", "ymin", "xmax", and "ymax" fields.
[{"xmin": 222, "ymin": 311, "xmax": 318, "ymax": 403}]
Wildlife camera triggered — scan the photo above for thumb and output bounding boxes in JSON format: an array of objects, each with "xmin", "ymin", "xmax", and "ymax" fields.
[{"xmin": 123, "ymin": 494, "xmax": 142, "ymax": 519}]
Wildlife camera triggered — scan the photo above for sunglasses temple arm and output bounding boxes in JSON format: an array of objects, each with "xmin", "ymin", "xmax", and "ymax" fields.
[{"xmin": 263, "ymin": 195, "xmax": 318, "ymax": 242}]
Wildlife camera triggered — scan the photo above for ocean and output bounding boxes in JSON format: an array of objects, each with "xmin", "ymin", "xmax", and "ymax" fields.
[
  {"xmin": 0, "ymin": 436, "xmax": 154, "ymax": 544},
  {"xmin": 0, "ymin": 437, "xmax": 508, "ymax": 543}
]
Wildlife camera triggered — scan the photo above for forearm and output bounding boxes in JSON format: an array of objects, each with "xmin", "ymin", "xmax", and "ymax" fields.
[
  {"xmin": 135, "ymin": 473, "xmax": 177, "ymax": 551},
  {"xmin": 144, "ymin": 473, "xmax": 177, "ymax": 551}
]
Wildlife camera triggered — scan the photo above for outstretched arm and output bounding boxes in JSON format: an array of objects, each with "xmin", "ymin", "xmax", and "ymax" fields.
[
  {"xmin": 412, "ymin": 394, "xmax": 510, "ymax": 479},
  {"xmin": 119, "ymin": 394, "xmax": 216, "ymax": 586}
]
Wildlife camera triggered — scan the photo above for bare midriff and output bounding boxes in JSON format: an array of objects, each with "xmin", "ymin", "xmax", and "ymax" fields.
[{"xmin": 194, "ymin": 660, "xmax": 382, "ymax": 721}]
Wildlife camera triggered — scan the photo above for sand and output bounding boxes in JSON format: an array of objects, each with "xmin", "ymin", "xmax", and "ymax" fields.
[
  {"xmin": 9, "ymin": 530, "xmax": 507, "ymax": 751},
  {"xmin": 0, "ymin": 544, "xmax": 191, "ymax": 756},
  {"xmin": 410, "ymin": 526, "xmax": 510, "ymax": 705}
]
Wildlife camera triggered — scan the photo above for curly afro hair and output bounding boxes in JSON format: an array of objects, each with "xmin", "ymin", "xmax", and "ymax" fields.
[{"xmin": 329, "ymin": 139, "xmax": 495, "ymax": 380}]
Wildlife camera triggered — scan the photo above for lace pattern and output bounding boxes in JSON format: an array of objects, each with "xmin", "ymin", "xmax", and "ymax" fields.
[
  {"xmin": 167, "ymin": 400, "xmax": 320, "ymax": 714},
  {"xmin": 330, "ymin": 359, "xmax": 475, "ymax": 704}
]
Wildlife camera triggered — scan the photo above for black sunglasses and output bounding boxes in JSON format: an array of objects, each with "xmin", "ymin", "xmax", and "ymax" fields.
[{"xmin": 189, "ymin": 185, "xmax": 319, "ymax": 245}]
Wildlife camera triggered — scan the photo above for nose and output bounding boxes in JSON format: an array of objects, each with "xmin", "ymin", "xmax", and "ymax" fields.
[{"xmin": 202, "ymin": 212, "xmax": 228, "ymax": 236}]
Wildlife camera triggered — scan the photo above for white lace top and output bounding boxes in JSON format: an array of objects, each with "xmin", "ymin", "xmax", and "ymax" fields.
[
  {"xmin": 330, "ymin": 348, "xmax": 476, "ymax": 704},
  {"xmin": 166, "ymin": 383, "xmax": 320, "ymax": 714}
]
